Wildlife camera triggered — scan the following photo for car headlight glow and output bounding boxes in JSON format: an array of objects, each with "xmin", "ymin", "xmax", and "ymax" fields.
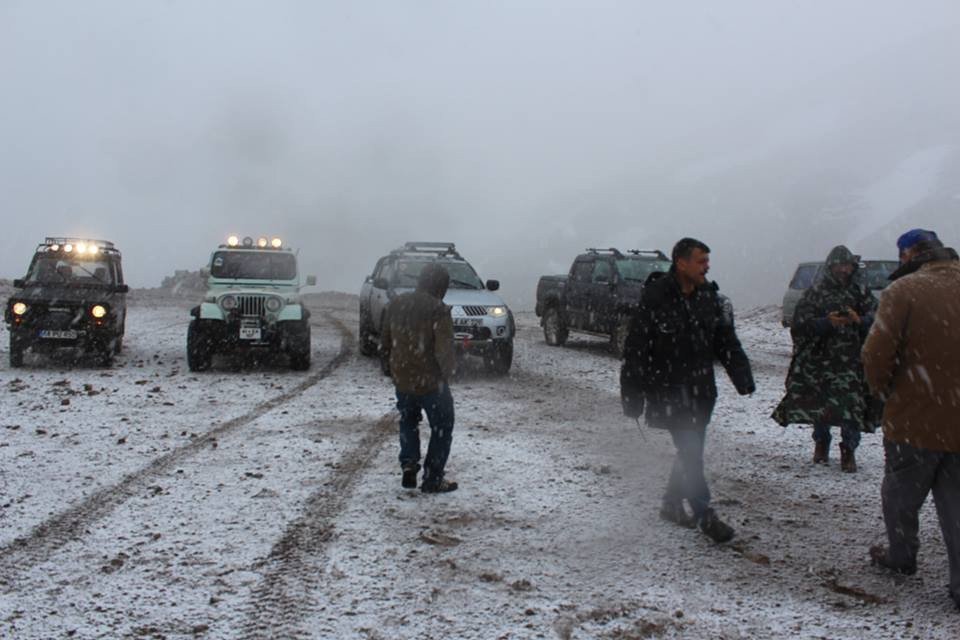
[
  {"xmin": 91, "ymin": 304, "xmax": 107, "ymax": 319},
  {"xmin": 220, "ymin": 295, "xmax": 238, "ymax": 311},
  {"xmin": 257, "ymin": 237, "xmax": 268, "ymax": 248},
  {"xmin": 64, "ymin": 243, "xmax": 73, "ymax": 253},
  {"xmin": 77, "ymin": 243, "xmax": 88, "ymax": 254},
  {"xmin": 12, "ymin": 302, "xmax": 27, "ymax": 316},
  {"xmin": 271, "ymin": 237, "xmax": 282, "ymax": 248},
  {"xmin": 488, "ymin": 306, "xmax": 507, "ymax": 317},
  {"xmin": 265, "ymin": 296, "xmax": 283, "ymax": 312},
  {"xmin": 227, "ymin": 235, "xmax": 239, "ymax": 247}
]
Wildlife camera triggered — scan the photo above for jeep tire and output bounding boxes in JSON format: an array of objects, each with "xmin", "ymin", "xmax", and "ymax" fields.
[
  {"xmin": 287, "ymin": 321, "xmax": 311, "ymax": 371},
  {"xmin": 187, "ymin": 320, "xmax": 214, "ymax": 371},
  {"xmin": 9, "ymin": 333, "xmax": 26, "ymax": 368},
  {"xmin": 542, "ymin": 306, "xmax": 568, "ymax": 346}
]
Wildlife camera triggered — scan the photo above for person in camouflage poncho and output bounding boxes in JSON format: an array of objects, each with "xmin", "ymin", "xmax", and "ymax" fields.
[{"xmin": 772, "ymin": 245, "xmax": 878, "ymax": 472}]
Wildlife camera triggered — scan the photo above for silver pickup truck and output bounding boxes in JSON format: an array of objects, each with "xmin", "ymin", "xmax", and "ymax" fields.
[{"xmin": 358, "ymin": 242, "xmax": 515, "ymax": 374}]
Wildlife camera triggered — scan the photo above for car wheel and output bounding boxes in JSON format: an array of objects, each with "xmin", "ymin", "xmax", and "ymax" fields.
[
  {"xmin": 485, "ymin": 341, "xmax": 513, "ymax": 375},
  {"xmin": 9, "ymin": 334, "xmax": 26, "ymax": 368},
  {"xmin": 610, "ymin": 314, "xmax": 630, "ymax": 358},
  {"xmin": 358, "ymin": 313, "xmax": 378, "ymax": 357},
  {"xmin": 187, "ymin": 320, "xmax": 213, "ymax": 372},
  {"xmin": 542, "ymin": 307, "xmax": 568, "ymax": 346},
  {"xmin": 287, "ymin": 322, "xmax": 311, "ymax": 370}
]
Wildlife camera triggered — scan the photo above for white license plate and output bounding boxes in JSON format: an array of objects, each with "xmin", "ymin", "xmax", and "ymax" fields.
[
  {"xmin": 454, "ymin": 319, "xmax": 482, "ymax": 328},
  {"xmin": 239, "ymin": 327, "xmax": 262, "ymax": 340},
  {"xmin": 39, "ymin": 329, "xmax": 78, "ymax": 339}
]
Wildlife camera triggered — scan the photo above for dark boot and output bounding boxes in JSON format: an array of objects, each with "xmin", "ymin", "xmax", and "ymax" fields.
[
  {"xmin": 421, "ymin": 479, "xmax": 458, "ymax": 493},
  {"xmin": 401, "ymin": 463, "xmax": 420, "ymax": 489},
  {"xmin": 869, "ymin": 545, "xmax": 916, "ymax": 575},
  {"xmin": 659, "ymin": 502, "xmax": 696, "ymax": 529},
  {"xmin": 698, "ymin": 509, "xmax": 735, "ymax": 543},
  {"xmin": 840, "ymin": 444, "xmax": 857, "ymax": 473},
  {"xmin": 813, "ymin": 441, "xmax": 828, "ymax": 464}
]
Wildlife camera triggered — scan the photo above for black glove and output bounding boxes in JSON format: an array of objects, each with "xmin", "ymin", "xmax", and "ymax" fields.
[{"xmin": 622, "ymin": 393, "xmax": 645, "ymax": 419}]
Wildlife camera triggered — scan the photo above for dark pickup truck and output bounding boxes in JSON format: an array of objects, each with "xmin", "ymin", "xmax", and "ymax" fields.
[{"xmin": 535, "ymin": 248, "xmax": 670, "ymax": 355}]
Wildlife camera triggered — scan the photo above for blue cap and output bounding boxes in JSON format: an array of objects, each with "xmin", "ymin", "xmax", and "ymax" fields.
[{"xmin": 896, "ymin": 228, "xmax": 939, "ymax": 253}]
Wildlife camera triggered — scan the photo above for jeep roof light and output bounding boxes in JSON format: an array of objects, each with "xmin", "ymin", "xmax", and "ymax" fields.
[
  {"xmin": 39, "ymin": 237, "xmax": 118, "ymax": 256},
  {"xmin": 220, "ymin": 235, "xmax": 286, "ymax": 250}
]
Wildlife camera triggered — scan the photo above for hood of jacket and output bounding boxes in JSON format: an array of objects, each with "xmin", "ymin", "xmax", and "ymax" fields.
[{"xmin": 888, "ymin": 246, "xmax": 960, "ymax": 282}]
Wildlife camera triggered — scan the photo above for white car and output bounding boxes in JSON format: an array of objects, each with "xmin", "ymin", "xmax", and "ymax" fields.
[{"xmin": 359, "ymin": 242, "xmax": 514, "ymax": 374}]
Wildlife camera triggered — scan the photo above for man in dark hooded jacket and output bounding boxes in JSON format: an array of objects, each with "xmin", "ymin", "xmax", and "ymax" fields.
[
  {"xmin": 621, "ymin": 238, "xmax": 755, "ymax": 543},
  {"xmin": 772, "ymin": 245, "xmax": 877, "ymax": 472},
  {"xmin": 381, "ymin": 264, "xmax": 458, "ymax": 493}
]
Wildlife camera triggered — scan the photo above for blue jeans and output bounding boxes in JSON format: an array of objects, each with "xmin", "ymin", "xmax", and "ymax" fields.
[
  {"xmin": 813, "ymin": 421, "xmax": 860, "ymax": 450},
  {"xmin": 396, "ymin": 384, "xmax": 455, "ymax": 485},
  {"xmin": 663, "ymin": 425, "xmax": 711, "ymax": 519}
]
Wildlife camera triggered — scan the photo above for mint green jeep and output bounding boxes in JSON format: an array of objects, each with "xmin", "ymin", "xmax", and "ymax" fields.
[{"xmin": 187, "ymin": 236, "xmax": 316, "ymax": 371}]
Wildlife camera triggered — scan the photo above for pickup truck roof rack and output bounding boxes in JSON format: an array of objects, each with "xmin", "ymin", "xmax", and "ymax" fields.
[
  {"xmin": 37, "ymin": 237, "xmax": 120, "ymax": 255},
  {"xmin": 627, "ymin": 249, "xmax": 669, "ymax": 260},
  {"xmin": 392, "ymin": 242, "xmax": 461, "ymax": 258},
  {"xmin": 585, "ymin": 248, "xmax": 624, "ymax": 257}
]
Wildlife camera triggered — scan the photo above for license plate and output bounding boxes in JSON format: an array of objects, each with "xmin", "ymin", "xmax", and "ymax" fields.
[
  {"xmin": 39, "ymin": 329, "xmax": 78, "ymax": 339},
  {"xmin": 239, "ymin": 327, "xmax": 262, "ymax": 340},
  {"xmin": 454, "ymin": 319, "xmax": 482, "ymax": 328}
]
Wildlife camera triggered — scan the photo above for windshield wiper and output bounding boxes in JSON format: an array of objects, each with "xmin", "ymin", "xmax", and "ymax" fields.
[{"xmin": 450, "ymin": 278, "xmax": 479, "ymax": 289}]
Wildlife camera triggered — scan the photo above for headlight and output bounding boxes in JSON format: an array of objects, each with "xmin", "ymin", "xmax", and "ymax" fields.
[
  {"xmin": 12, "ymin": 302, "xmax": 27, "ymax": 316},
  {"xmin": 91, "ymin": 304, "xmax": 107, "ymax": 318},
  {"xmin": 265, "ymin": 296, "xmax": 283, "ymax": 312},
  {"xmin": 488, "ymin": 306, "xmax": 507, "ymax": 317},
  {"xmin": 220, "ymin": 295, "xmax": 238, "ymax": 311}
]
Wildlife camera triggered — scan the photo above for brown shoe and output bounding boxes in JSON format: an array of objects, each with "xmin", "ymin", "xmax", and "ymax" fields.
[
  {"xmin": 840, "ymin": 445, "xmax": 857, "ymax": 473},
  {"xmin": 813, "ymin": 441, "xmax": 828, "ymax": 464}
]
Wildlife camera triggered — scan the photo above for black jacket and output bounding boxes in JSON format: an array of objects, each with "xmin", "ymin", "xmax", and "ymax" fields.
[{"xmin": 620, "ymin": 270, "xmax": 754, "ymax": 429}]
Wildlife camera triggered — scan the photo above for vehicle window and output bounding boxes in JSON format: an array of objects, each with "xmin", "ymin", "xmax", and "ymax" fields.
[
  {"xmin": 615, "ymin": 258, "xmax": 671, "ymax": 283},
  {"xmin": 26, "ymin": 256, "xmax": 116, "ymax": 285},
  {"xmin": 592, "ymin": 260, "xmax": 612, "ymax": 283},
  {"xmin": 789, "ymin": 264, "xmax": 821, "ymax": 289},
  {"xmin": 571, "ymin": 260, "xmax": 594, "ymax": 283},
  {"xmin": 859, "ymin": 261, "xmax": 898, "ymax": 290},
  {"xmin": 392, "ymin": 260, "xmax": 484, "ymax": 289},
  {"xmin": 114, "ymin": 260, "xmax": 124, "ymax": 285},
  {"xmin": 210, "ymin": 251, "xmax": 297, "ymax": 280},
  {"xmin": 372, "ymin": 257, "xmax": 387, "ymax": 279}
]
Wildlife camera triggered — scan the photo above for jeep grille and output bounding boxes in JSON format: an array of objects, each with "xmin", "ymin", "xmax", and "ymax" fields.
[{"xmin": 237, "ymin": 295, "xmax": 266, "ymax": 317}]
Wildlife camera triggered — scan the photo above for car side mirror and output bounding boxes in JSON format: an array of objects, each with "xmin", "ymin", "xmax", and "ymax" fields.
[
  {"xmin": 374, "ymin": 277, "xmax": 390, "ymax": 290},
  {"xmin": 114, "ymin": 284, "xmax": 129, "ymax": 293},
  {"xmin": 13, "ymin": 279, "xmax": 24, "ymax": 288},
  {"xmin": 486, "ymin": 279, "xmax": 500, "ymax": 291},
  {"xmin": 305, "ymin": 275, "xmax": 317, "ymax": 287}
]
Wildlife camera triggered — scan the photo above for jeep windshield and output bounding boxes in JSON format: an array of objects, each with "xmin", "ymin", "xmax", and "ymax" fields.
[
  {"xmin": 210, "ymin": 251, "xmax": 297, "ymax": 280},
  {"xmin": 860, "ymin": 260, "xmax": 899, "ymax": 290},
  {"xmin": 24, "ymin": 255, "xmax": 116, "ymax": 286},
  {"xmin": 616, "ymin": 258, "xmax": 671, "ymax": 282},
  {"xmin": 393, "ymin": 260, "xmax": 484, "ymax": 289}
]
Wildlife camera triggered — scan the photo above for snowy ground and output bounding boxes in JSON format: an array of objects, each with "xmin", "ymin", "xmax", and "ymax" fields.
[{"xmin": 1, "ymin": 292, "xmax": 958, "ymax": 639}]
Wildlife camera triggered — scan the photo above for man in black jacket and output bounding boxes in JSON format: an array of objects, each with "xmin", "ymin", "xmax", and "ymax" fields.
[{"xmin": 621, "ymin": 238, "xmax": 755, "ymax": 542}]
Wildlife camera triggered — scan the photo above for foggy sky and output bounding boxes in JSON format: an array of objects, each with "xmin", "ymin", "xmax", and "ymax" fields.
[{"xmin": 2, "ymin": 1, "xmax": 959, "ymax": 309}]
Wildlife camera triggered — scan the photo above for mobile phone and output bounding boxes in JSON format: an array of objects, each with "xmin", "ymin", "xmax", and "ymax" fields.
[{"xmin": 836, "ymin": 310, "xmax": 849, "ymax": 317}]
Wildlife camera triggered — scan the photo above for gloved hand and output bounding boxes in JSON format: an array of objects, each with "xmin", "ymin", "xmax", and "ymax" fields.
[
  {"xmin": 737, "ymin": 381, "xmax": 756, "ymax": 396},
  {"xmin": 622, "ymin": 393, "xmax": 645, "ymax": 419}
]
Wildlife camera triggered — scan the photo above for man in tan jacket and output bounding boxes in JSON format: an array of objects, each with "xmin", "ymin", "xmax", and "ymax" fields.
[
  {"xmin": 381, "ymin": 263, "xmax": 458, "ymax": 493},
  {"xmin": 862, "ymin": 228, "xmax": 960, "ymax": 609}
]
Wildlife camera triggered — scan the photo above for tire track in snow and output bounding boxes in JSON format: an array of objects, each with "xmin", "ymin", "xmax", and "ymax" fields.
[
  {"xmin": 241, "ymin": 412, "xmax": 395, "ymax": 640},
  {"xmin": 0, "ymin": 311, "xmax": 354, "ymax": 586}
]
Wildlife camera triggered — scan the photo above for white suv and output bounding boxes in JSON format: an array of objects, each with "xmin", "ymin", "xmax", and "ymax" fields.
[{"xmin": 359, "ymin": 242, "xmax": 514, "ymax": 374}]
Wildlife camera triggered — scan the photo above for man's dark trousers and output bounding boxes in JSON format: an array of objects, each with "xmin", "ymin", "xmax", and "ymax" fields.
[
  {"xmin": 664, "ymin": 424, "xmax": 711, "ymax": 518},
  {"xmin": 396, "ymin": 384, "xmax": 455, "ymax": 486},
  {"xmin": 882, "ymin": 438, "xmax": 960, "ymax": 602}
]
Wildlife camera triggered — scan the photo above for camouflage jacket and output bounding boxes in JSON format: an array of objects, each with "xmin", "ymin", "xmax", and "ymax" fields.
[{"xmin": 772, "ymin": 265, "xmax": 879, "ymax": 430}]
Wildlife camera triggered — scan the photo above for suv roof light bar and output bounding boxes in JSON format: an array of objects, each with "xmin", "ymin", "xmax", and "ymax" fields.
[{"xmin": 43, "ymin": 237, "xmax": 115, "ymax": 249}]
